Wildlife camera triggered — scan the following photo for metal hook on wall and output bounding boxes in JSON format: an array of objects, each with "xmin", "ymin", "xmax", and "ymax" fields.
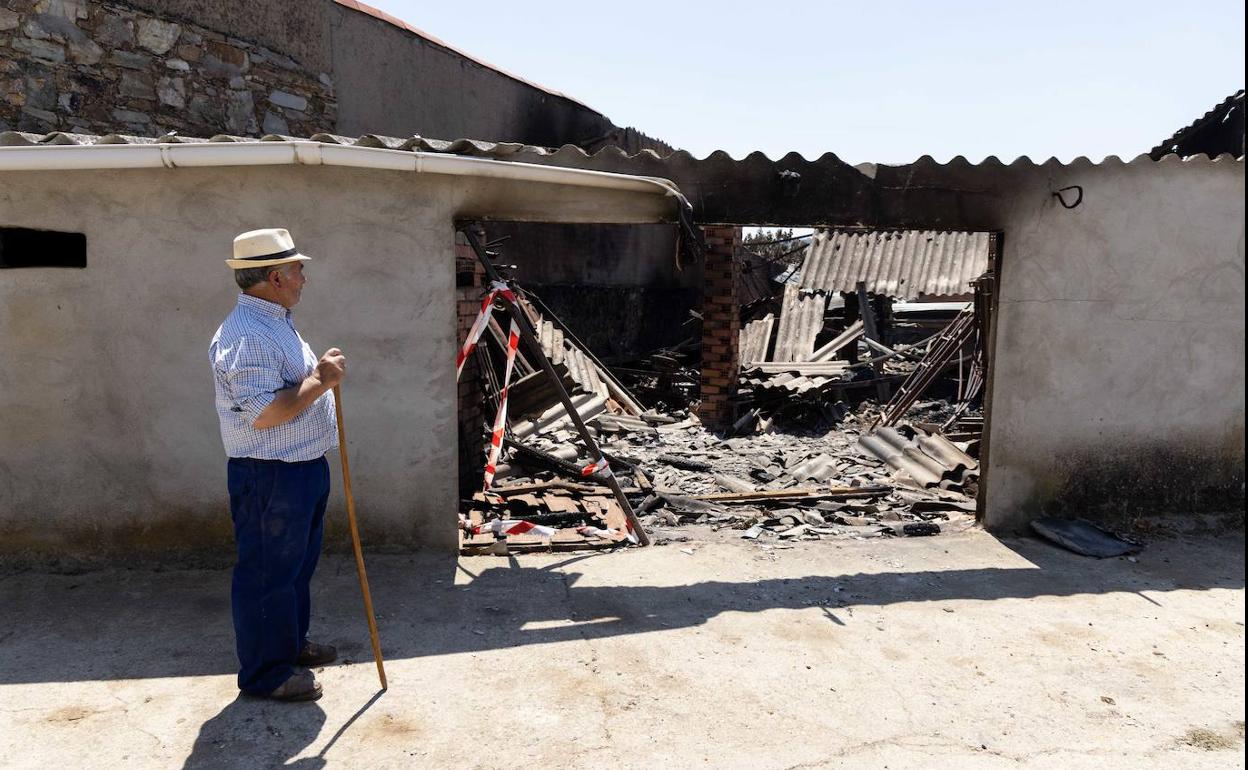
[{"xmin": 1052, "ymin": 185, "xmax": 1084, "ymax": 209}]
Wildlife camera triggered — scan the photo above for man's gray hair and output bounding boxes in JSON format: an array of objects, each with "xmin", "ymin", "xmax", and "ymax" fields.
[{"xmin": 233, "ymin": 263, "xmax": 290, "ymax": 290}]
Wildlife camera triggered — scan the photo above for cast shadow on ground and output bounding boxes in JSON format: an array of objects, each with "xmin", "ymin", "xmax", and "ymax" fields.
[
  {"xmin": 181, "ymin": 694, "xmax": 326, "ymax": 770},
  {"xmin": 180, "ymin": 690, "xmax": 383, "ymax": 770},
  {"xmin": 378, "ymin": 534, "xmax": 1244, "ymax": 661},
  {"xmin": 0, "ymin": 533, "xmax": 1241, "ymax": 687}
]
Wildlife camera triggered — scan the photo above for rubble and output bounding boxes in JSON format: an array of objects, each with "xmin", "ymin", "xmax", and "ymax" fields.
[
  {"xmin": 858, "ymin": 424, "xmax": 979, "ymax": 493},
  {"xmin": 732, "ymin": 230, "xmax": 997, "ymax": 425},
  {"xmin": 459, "ymin": 236, "xmax": 992, "ymax": 554},
  {"xmin": 470, "ymin": 393, "xmax": 982, "ymax": 552}
]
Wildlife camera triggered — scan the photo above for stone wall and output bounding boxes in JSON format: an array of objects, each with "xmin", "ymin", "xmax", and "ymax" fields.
[
  {"xmin": 0, "ymin": 0, "xmax": 335, "ymax": 136},
  {"xmin": 0, "ymin": 0, "xmax": 649, "ymax": 150}
]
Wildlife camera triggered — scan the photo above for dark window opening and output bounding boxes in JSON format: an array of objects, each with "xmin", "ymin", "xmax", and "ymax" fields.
[{"xmin": 0, "ymin": 227, "xmax": 87, "ymax": 269}]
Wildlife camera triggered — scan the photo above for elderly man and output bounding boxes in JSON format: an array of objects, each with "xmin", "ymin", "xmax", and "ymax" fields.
[{"xmin": 210, "ymin": 228, "xmax": 346, "ymax": 702}]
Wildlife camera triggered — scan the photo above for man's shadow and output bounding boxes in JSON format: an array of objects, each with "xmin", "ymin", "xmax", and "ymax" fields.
[{"xmin": 182, "ymin": 695, "xmax": 327, "ymax": 770}]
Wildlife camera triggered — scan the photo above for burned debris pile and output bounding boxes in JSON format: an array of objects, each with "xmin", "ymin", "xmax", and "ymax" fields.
[
  {"xmin": 464, "ymin": 393, "xmax": 981, "ymax": 553},
  {"xmin": 608, "ymin": 229, "xmax": 997, "ymax": 425},
  {"xmin": 736, "ymin": 229, "xmax": 996, "ymax": 423},
  {"xmin": 595, "ymin": 407, "xmax": 980, "ymax": 544},
  {"xmin": 460, "ymin": 228, "xmax": 995, "ymax": 554}
]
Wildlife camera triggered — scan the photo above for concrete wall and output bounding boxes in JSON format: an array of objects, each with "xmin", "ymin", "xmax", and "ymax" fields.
[
  {"xmin": 982, "ymin": 157, "xmax": 1245, "ymax": 530},
  {"xmin": 479, "ymin": 147, "xmax": 1244, "ymax": 529},
  {"xmin": 0, "ymin": 156, "xmax": 677, "ymax": 563},
  {"xmin": 0, "ymin": 165, "xmax": 459, "ymax": 561}
]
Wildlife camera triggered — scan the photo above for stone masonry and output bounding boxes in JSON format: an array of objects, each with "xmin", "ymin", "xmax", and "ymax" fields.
[
  {"xmin": 0, "ymin": 0, "xmax": 335, "ymax": 137},
  {"xmin": 697, "ymin": 225, "xmax": 742, "ymax": 430}
]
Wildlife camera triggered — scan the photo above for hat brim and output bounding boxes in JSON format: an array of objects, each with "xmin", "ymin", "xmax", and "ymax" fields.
[{"xmin": 225, "ymin": 253, "xmax": 311, "ymax": 270}]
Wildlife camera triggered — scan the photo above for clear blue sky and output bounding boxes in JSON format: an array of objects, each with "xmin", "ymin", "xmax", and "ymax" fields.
[{"xmin": 366, "ymin": 0, "xmax": 1245, "ymax": 164}]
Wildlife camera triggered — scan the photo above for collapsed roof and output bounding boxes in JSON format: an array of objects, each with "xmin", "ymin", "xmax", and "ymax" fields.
[{"xmin": 1149, "ymin": 90, "xmax": 1245, "ymax": 160}]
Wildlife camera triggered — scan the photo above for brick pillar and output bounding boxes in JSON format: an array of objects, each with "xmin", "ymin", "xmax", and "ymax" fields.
[
  {"xmin": 455, "ymin": 227, "xmax": 487, "ymax": 496},
  {"xmin": 697, "ymin": 225, "xmax": 741, "ymax": 430}
]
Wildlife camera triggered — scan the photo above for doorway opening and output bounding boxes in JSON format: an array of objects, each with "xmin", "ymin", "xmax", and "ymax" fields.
[{"xmin": 454, "ymin": 220, "xmax": 1005, "ymax": 551}]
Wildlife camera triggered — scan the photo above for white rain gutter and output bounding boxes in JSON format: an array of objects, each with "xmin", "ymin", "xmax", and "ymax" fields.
[{"xmin": 0, "ymin": 140, "xmax": 685, "ymax": 203}]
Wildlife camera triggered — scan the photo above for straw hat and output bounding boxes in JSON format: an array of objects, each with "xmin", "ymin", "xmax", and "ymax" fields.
[{"xmin": 227, "ymin": 228, "xmax": 312, "ymax": 269}]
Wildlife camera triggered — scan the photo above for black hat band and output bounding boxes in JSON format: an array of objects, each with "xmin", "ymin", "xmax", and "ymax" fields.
[{"xmin": 240, "ymin": 247, "xmax": 299, "ymax": 261}]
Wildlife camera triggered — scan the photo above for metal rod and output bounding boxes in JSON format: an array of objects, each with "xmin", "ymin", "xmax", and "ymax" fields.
[
  {"xmin": 872, "ymin": 307, "xmax": 976, "ymax": 429},
  {"xmin": 857, "ymin": 283, "xmax": 890, "ymax": 403},
  {"xmin": 459, "ymin": 226, "xmax": 650, "ymax": 546}
]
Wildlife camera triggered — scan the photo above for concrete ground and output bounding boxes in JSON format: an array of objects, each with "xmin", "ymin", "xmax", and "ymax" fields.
[{"xmin": 0, "ymin": 528, "xmax": 1243, "ymax": 770}]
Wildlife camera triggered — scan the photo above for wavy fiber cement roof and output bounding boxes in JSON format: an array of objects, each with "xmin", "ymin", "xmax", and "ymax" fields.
[
  {"xmin": 858, "ymin": 426, "xmax": 978, "ymax": 490},
  {"xmin": 800, "ymin": 229, "xmax": 992, "ymax": 300},
  {"xmin": 4, "ymin": 130, "xmax": 1242, "ymax": 167},
  {"xmin": 1149, "ymin": 89, "xmax": 1245, "ymax": 159},
  {"xmin": 5, "ymin": 130, "xmax": 1240, "ymax": 232}
]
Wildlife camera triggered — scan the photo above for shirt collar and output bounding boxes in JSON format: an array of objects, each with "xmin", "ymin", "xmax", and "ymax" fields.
[{"xmin": 237, "ymin": 293, "xmax": 290, "ymax": 320}]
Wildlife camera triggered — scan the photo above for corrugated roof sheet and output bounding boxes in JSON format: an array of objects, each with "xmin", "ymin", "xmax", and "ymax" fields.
[
  {"xmin": 6, "ymin": 131, "xmax": 1239, "ymax": 233},
  {"xmin": 800, "ymin": 229, "xmax": 992, "ymax": 300},
  {"xmin": 533, "ymin": 315, "xmax": 611, "ymax": 401},
  {"xmin": 511, "ymin": 393, "xmax": 607, "ymax": 440},
  {"xmin": 772, "ymin": 285, "xmax": 828, "ymax": 362},
  {"xmin": 0, "ymin": 129, "xmax": 702, "ymax": 257},
  {"xmin": 10, "ymin": 130, "xmax": 1243, "ymax": 165},
  {"xmin": 739, "ymin": 369, "xmax": 845, "ymax": 396},
  {"xmin": 0, "ymin": 129, "xmax": 661, "ymax": 159},
  {"xmin": 739, "ymin": 315, "xmax": 775, "ymax": 366},
  {"xmin": 1150, "ymin": 90, "xmax": 1245, "ymax": 160},
  {"xmin": 858, "ymin": 426, "xmax": 978, "ymax": 491},
  {"xmin": 787, "ymin": 454, "xmax": 845, "ymax": 482}
]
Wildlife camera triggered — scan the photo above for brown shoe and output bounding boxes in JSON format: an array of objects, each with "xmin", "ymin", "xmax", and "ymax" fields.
[
  {"xmin": 267, "ymin": 668, "xmax": 322, "ymax": 702},
  {"xmin": 296, "ymin": 640, "xmax": 338, "ymax": 667}
]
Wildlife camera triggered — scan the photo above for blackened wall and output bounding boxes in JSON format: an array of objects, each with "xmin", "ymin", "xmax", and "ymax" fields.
[
  {"xmin": 1, "ymin": 0, "xmax": 647, "ymax": 150},
  {"xmin": 483, "ymin": 222, "xmax": 700, "ymax": 359}
]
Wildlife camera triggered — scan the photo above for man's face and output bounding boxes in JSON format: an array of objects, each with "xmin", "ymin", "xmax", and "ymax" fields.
[{"xmin": 270, "ymin": 262, "xmax": 307, "ymax": 308}]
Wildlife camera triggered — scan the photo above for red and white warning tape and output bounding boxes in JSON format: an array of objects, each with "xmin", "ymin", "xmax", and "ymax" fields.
[
  {"xmin": 578, "ymin": 459, "xmax": 638, "ymax": 542},
  {"xmin": 580, "ymin": 456, "xmax": 610, "ymax": 478},
  {"xmin": 576, "ymin": 525, "xmax": 624, "ymax": 541},
  {"xmin": 473, "ymin": 518, "xmax": 556, "ymax": 538},
  {"xmin": 454, "ymin": 281, "xmax": 523, "ymax": 493},
  {"xmin": 456, "ymin": 281, "xmax": 516, "ymax": 380},
  {"xmin": 454, "ymin": 280, "xmax": 641, "ymax": 545},
  {"xmin": 579, "ymin": 523, "xmax": 638, "ymax": 545},
  {"xmin": 482, "ymin": 318, "xmax": 520, "ymax": 490}
]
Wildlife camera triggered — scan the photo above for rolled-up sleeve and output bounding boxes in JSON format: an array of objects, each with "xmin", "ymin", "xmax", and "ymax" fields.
[{"xmin": 216, "ymin": 335, "xmax": 284, "ymax": 424}]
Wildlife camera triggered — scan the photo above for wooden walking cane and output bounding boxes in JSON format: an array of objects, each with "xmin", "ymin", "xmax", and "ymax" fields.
[{"xmin": 332, "ymin": 385, "xmax": 388, "ymax": 690}]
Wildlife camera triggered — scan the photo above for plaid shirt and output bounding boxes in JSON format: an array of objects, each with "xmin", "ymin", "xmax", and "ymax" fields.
[{"xmin": 210, "ymin": 294, "xmax": 337, "ymax": 462}]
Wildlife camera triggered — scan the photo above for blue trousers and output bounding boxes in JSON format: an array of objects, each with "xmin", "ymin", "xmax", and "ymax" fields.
[{"xmin": 227, "ymin": 456, "xmax": 330, "ymax": 694}]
